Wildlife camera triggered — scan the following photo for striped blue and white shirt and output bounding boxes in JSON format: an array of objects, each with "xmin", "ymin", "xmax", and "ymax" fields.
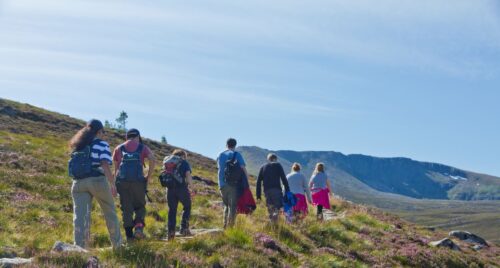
[{"xmin": 91, "ymin": 139, "xmax": 113, "ymax": 167}]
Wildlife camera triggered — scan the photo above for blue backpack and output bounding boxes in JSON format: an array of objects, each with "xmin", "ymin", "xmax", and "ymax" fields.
[
  {"xmin": 68, "ymin": 145, "xmax": 94, "ymax": 179},
  {"xmin": 117, "ymin": 144, "xmax": 144, "ymax": 181}
]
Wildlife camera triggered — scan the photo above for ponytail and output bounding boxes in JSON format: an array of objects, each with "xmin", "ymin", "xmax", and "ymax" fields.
[{"xmin": 69, "ymin": 125, "xmax": 99, "ymax": 151}]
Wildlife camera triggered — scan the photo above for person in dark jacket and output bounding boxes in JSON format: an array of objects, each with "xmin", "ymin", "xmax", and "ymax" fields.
[{"xmin": 256, "ymin": 153, "xmax": 290, "ymax": 224}]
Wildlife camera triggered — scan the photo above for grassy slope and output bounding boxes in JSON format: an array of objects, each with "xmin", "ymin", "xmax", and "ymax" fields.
[
  {"xmin": 239, "ymin": 146, "xmax": 500, "ymax": 244},
  {"xmin": 0, "ymin": 98, "xmax": 499, "ymax": 267}
]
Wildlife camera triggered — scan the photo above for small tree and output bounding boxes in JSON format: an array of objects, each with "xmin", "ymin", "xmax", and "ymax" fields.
[
  {"xmin": 161, "ymin": 135, "xmax": 167, "ymax": 144},
  {"xmin": 115, "ymin": 111, "xmax": 128, "ymax": 131}
]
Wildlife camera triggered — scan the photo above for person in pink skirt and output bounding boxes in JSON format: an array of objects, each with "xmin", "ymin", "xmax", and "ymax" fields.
[
  {"xmin": 309, "ymin": 163, "xmax": 334, "ymax": 221},
  {"xmin": 286, "ymin": 163, "xmax": 312, "ymax": 221}
]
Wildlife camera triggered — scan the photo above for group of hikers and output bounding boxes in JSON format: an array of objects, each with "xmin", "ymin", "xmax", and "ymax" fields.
[{"xmin": 68, "ymin": 119, "xmax": 334, "ymax": 249}]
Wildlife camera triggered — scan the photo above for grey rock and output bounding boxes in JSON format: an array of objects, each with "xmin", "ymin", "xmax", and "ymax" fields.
[
  {"xmin": 429, "ymin": 238, "xmax": 461, "ymax": 251},
  {"xmin": 0, "ymin": 257, "xmax": 32, "ymax": 267},
  {"xmin": 85, "ymin": 256, "xmax": 99, "ymax": 268},
  {"xmin": 52, "ymin": 241, "xmax": 88, "ymax": 253},
  {"xmin": 449, "ymin": 230, "xmax": 488, "ymax": 246},
  {"xmin": 323, "ymin": 210, "xmax": 346, "ymax": 221},
  {"xmin": 472, "ymin": 245, "xmax": 485, "ymax": 251}
]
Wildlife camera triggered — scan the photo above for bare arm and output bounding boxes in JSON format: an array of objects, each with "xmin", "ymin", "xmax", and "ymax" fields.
[
  {"xmin": 326, "ymin": 179, "xmax": 334, "ymax": 196},
  {"xmin": 101, "ymin": 161, "xmax": 117, "ymax": 197},
  {"xmin": 111, "ymin": 150, "xmax": 119, "ymax": 178},
  {"xmin": 145, "ymin": 156, "xmax": 156, "ymax": 183},
  {"xmin": 304, "ymin": 175, "xmax": 312, "ymax": 203},
  {"xmin": 185, "ymin": 170, "xmax": 193, "ymax": 185}
]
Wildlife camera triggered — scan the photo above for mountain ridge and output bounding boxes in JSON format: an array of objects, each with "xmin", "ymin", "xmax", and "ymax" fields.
[
  {"xmin": 238, "ymin": 145, "xmax": 499, "ymax": 201},
  {"xmin": 1, "ymin": 98, "xmax": 499, "ymax": 267}
]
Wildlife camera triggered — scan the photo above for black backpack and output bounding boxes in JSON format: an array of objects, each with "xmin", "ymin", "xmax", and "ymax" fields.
[
  {"xmin": 159, "ymin": 155, "xmax": 184, "ymax": 188},
  {"xmin": 224, "ymin": 152, "xmax": 243, "ymax": 186},
  {"xmin": 68, "ymin": 145, "xmax": 93, "ymax": 179}
]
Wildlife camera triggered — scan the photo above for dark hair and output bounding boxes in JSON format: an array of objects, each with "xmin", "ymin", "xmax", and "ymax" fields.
[
  {"xmin": 226, "ymin": 138, "xmax": 237, "ymax": 149},
  {"xmin": 69, "ymin": 121, "xmax": 102, "ymax": 151},
  {"xmin": 292, "ymin": 163, "xmax": 301, "ymax": 172}
]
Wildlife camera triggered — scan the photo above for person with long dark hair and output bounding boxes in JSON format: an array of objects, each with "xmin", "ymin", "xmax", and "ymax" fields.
[{"xmin": 68, "ymin": 119, "xmax": 122, "ymax": 248}]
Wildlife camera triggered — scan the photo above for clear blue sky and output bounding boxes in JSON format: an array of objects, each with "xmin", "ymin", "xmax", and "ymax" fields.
[{"xmin": 1, "ymin": 0, "xmax": 499, "ymax": 176}]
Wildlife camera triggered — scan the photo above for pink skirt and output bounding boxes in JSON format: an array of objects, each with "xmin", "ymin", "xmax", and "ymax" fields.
[
  {"xmin": 293, "ymin": 194, "xmax": 308, "ymax": 215},
  {"xmin": 312, "ymin": 188, "xmax": 330, "ymax": 209}
]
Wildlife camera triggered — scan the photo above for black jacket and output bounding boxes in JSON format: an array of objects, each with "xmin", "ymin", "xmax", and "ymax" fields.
[{"xmin": 256, "ymin": 162, "xmax": 290, "ymax": 199}]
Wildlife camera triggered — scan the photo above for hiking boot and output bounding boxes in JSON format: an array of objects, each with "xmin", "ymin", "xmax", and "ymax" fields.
[
  {"xmin": 134, "ymin": 223, "xmax": 146, "ymax": 240},
  {"xmin": 180, "ymin": 228, "xmax": 192, "ymax": 237}
]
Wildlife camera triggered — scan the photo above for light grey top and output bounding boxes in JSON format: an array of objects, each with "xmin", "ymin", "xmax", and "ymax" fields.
[
  {"xmin": 309, "ymin": 172, "xmax": 328, "ymax": 191},
  {"xmin": 286, "ymin": 171, "xmax": 312, "ymax": 201}
]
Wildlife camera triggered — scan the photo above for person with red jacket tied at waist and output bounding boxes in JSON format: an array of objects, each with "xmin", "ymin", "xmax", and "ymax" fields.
[
  {"xmin": 113, "ymin": 128, "xmax": 156, "ymax": 242},
  {"xmin": 256, "ymin": 153, "xmax": 290, "ymax": 224}
]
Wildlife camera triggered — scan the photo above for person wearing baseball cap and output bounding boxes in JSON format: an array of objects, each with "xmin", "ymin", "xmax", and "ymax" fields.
[
  {"xmin": 113, "ymin": 128, "xmax": 156, "ymax": 242},
  {"xmin": 68, "ymin": 119, "xmax": 122, "ymax": 249}
]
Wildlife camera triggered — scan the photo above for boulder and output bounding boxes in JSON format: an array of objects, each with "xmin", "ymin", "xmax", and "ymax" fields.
[
  {"xmin": 449, "ymin": 231, "xmax": 488, "ymax": 246},
  {"xmin": 472, "ymin": 245, "xmax": 485, "ymax": 251},
  {"xmin": 0, "ymin": 257, "xmax": 32, "ymax": 267},
  {"xmin": 52, "ymin": 241, "xmax": 88, "ymax": 253},
  {"xmin": 429, "ymin": 238, "xmax": 461, "ymax": 251}
]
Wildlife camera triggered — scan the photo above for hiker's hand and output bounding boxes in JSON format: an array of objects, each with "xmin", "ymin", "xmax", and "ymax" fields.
[{"xmin": 110, "ymin": 184, "xmax": 117, "ymax": 197}]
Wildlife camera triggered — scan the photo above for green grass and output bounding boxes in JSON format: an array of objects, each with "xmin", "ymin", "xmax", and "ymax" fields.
[{"xmin": 1, "ymin": 99, "xmax": 499, "ymax": 267}]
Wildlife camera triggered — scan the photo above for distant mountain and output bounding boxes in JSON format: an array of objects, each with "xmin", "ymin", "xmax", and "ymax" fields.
[{"xmin": 238, "ymin": 146, "xmax": 500, "ymax": 201}]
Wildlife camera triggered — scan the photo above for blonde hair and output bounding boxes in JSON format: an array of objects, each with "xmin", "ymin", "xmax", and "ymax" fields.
[
  {"xmin": 292, "ymin": 163, "xmax": 301, "ymax": 172},
  {"xmin": 172, "ymin": 149, "xmax": 187, "ymax": 158},
  {"xmin": 314, "ymin": 162, "xmax": 325, "ymax": 173}
]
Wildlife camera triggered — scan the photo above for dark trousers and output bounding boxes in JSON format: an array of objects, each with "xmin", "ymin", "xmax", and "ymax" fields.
[
  {"xmin": 116, "ymin": 181, "xmax": 146, "ymax": 235},
  {"xmin": 317, "ymin": 205, "xmax": 323, "ymax": 216},
  {"xmin": 264, "ymin": 188, "xmax": 283, "ymax": 223},
  {"xmin": 167, "ymin": 185, "xmax": 191, "ymax": 233}
]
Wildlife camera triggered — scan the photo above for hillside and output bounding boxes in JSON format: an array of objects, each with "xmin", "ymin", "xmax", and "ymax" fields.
[
  {"xmin": 238, "ymin": 146, "xmax": 500, "ymax": 244},
  {"xmin": 0, "ymin": 98, "xmax": 499, "ymax": 267}
]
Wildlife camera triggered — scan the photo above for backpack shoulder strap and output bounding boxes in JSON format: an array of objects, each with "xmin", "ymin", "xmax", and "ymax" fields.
[
  {"xmin": 135, "ymin": 143, "xmax": 144, "ymax": 154},
  {"xmin": 231, "ymin": 151, "xmax": 238, "ymax": 162},
  {"xmin": 119, "ymin": 144, "xmax": 128, "ymax": 153}
]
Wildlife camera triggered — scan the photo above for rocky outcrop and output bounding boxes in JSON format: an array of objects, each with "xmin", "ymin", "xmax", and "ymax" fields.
[
  {"xmin": 0, "ymin": 257, "xmax": 32, "ymax": 267},
  {"xmin": 449, "ymin": 231, "xmax": 488, "ymax": 246},
  {"xmin": 52, "ymin": 241, "xmax": 88, "ymax": 253},
  {"xmin": 429, "ymin": 238, "xmax": 461, "ymax": 251}
]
